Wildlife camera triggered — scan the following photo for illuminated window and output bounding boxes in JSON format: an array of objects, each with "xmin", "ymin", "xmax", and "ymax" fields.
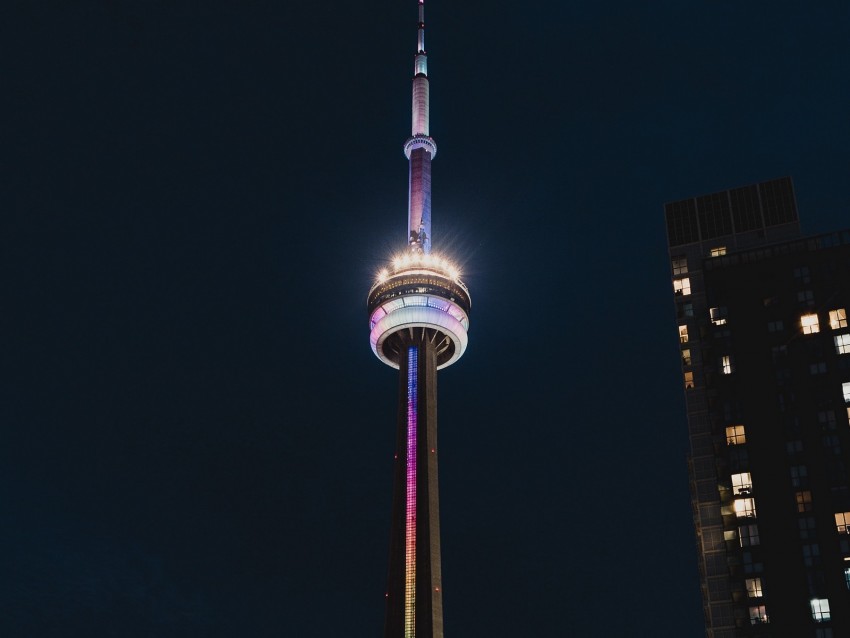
[
  {"xmin": 682, "ymin": 349, "xmax": 691, "ymax": 366},
  {"xmin": 835, "ymin": 512, "xmax": 850, "ymax": 534},
  {"xmin": 845, "ymin": 567, "xmax": 850, "ymax": 590},
  {"xmin": 710, "ymin": 307, "xmax": 728, "ymax": 325},
  {"xmin": 679, "ymin": 325, "xmax": 689, "ymax": 343},
  {"xmin": 810, "ymin": 598, "xmax": 831, "ymax": 622},
  {"xmin": 726, "ymin": 425, "xmax": 746, "ymax": 445},
  {"xmin": 673, "ymin": 278, "xmax": 692, "ymax": 296},
  {"xmin": 749, "ymin": 605, "xmax": 768, "ymax": 625},
  {"xmin": 768, "ymin": 320, "xmax": 784, "ymax": 332},
  {"xmin": 671, "ymin": 256, "xmax": 688, "ymax": 275},
  {"xmin": 745, "ymin": 577, "xmax": 763, "ymax": 598},
  {"xmin": 829, "ymin": 308, "xmax": 848, "ymax": 329},
  {"xmin": 735, "ymin": 498, "xmax": 757, "ymax": 518},
  {"xmin": 739, "ymin": 524, "xmax": 760, "ymax": 547},
  {"xmin": 801, "ymin": 313, "xmax": 820, "ymax": 334},
  {"xmin": 790, "ymin": 465, "xmax": 808, "ymax": 488},
  {"xmin": 684, "ymin": 371, "xmax": 694, "ymax": 389},
  {"xmin": 844, "ymin": 382, "xmax": 850, "ymax": 403},
  {"xmin": 835, "ymin": 334, "xmax": 850, "ymax": 354},
  {"xmin": 796, "ymin": 491, "xmax": 813, "ymax": 513},
  {"xmin": 710, "ymin": 246, "xmax": 727, "ymax": 257},
  {"xmin": 731, "ymin": 472, "xmax": 753, "ymax": 495},
  {"xmin": 721, "ymin": 355, "xmax": 734, "ymax": 374}
]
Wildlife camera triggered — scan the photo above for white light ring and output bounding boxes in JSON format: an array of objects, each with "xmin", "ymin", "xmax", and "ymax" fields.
[
  {"xmin": 370, "ymin": 305, "xmax": 469, "ymax": 370},
  {"xmin": 403, "ymin": 135, "xmax": 437, "ymax": 159},
  {"xmin": 369, "ymin": 295, "xmax": 469, "ymax": 331}
]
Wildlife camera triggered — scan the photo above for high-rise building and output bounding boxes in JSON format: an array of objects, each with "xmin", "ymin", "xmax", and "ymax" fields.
[
  {"xmin": 366, "ymin": 2, "xmax": 470, "ymax": 637},
  {"xmin": 665, "ymin": 177, "xmax": 850, "ymax": 637}
]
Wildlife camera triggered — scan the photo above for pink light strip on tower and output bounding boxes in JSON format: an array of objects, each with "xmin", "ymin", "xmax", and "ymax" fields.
[{"xmin": 405, "ymin": 346, "xmax": 418, "ymax": 638}]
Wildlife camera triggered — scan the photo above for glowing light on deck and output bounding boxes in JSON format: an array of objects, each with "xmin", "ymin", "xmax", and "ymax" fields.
[{"xmin": 376, "ymin": 252, "xmax": 463, "ymax": 283}]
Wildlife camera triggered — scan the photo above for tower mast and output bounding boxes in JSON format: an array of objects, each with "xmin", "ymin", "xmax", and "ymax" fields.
[
  {"xmin": 405, "ymin": 0, "xmax": 437, "ymax": 253},
  {"xmin": 367, "ymin": 2, "xmax": 471, "ymax": 637}
]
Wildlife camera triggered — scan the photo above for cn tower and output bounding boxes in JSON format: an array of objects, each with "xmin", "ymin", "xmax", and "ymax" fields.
[{"xmin": 366, "ymin": 1, "xmax": 470, "ymax": 636}]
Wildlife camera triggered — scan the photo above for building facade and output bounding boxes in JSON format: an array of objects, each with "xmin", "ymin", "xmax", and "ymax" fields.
[{"xmin": 666, "ymin": 177, "xmax": 850, "ymax": 637}]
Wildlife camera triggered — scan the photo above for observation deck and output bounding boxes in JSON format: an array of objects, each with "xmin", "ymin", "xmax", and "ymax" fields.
[{"xmin": 367, "ymin": 254, "xmax": 471, "ymax": 370}]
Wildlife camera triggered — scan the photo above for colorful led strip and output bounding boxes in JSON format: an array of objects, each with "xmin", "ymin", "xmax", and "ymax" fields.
[{"xmin": 405, "ymin": 345, "xmax": 418, "ymax": 638}]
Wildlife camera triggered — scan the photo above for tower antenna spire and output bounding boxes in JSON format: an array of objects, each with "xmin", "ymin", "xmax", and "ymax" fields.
[{"xmin": 404, "ymin": 0, "xmax": 437, "ymax": 253}]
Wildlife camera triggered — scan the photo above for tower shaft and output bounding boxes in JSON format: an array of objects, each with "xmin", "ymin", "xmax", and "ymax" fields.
[
  {"xmin": 370, "ymin": 2, "xmax": 470, "ymax": 635},
  {"xmin": 385, "ymin": 335, "xmax": 443, "ymax": 638}
]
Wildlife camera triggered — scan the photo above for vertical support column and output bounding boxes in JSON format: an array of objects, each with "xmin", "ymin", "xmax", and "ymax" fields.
[
  {"xmin": 408, "ymin": 147, "xmax": 432, "ymax": 253},
  {"xmin": 385, "ymin": 333, "xmax": 443, "ymax": 638},
  {"xmin": 405, "ymin": 346, "xmax": 418, "ymax": 638}
]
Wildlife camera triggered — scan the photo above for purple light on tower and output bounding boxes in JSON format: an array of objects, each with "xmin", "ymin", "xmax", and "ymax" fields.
[
  {"xmin": 405, "ymin": 346, "xmax": 418, "ymax": 638},
  {"xmin": 366, "ymin": 1, "xmax": 471, "ymax": 636}
]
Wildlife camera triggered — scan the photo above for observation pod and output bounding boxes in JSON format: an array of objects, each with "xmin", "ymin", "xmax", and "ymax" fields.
[{"xmin": 367, "ymin": 256, "xmax": 471, "ymax": 370}]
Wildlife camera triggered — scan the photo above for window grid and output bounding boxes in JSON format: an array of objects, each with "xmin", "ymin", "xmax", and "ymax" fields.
[
  {"xmin": 721, "ymin": 355, "xmax": 733, "ymax": 375},
  {"xmin": 735, "ymin": 498, "xmax": 757, "ymax": 519},
  {"xmin": 726, "ymin": 425, "xmax": 746, "ymax": 446},
  {"xmin": 790, "ymin": 465, "xmax": 808, "ymax": 488},
  {"xmin": 802, "ymin": 543, "xmax": 821, "ymax": 567},
  {"xmin": 798, "ymin": 290, "xmax": 815, "ymax": 305},
  {"xmin": 835, "ymin": 334, "xmax": 850, "ymax": 355},
  {"xmin": 671, "ymin": 256, "xmax": 688, "ymax": 275},
  {"xmin": 798, "ymin": 516, "xmax": 816, "ymax": 540},
  {"xmin": 731, "ymin": 472, "xmax": 753, "ymax": 495},
  {"xmin": 745, "ymin": 577, "xmax": 763, "ymax": 598},
  {"xmin": 801, "ymin": 313, "xmax": 820, "ymax": 334},
  {"xmin": 835, "ymin": 512, "xmax": 850, "ymax": 534},
  {"xmin": 810, "ymin": 598, "xmax": 830, "ymax": 622},
  {"xmin": 739, "ymin": 524, "xmax": 760, "ymax": 547},
  {"xmin": 768, "ymin": 320, "xmax": 784, "ymax": 333},
  {"xmin": 749, "ymin": 605, "xmax": 768, "ymax": 625},
  {"xmin": 673, "ymin": 278, "xmax": 692, "ymax": 296},
  {"xmin": 796, "ymin": 490, "xmax": 813, "ymax": 513},
  {"xmin": 710, "ymin": 307, "xmax": 728, "ymax": 326},
  {"xmin": 818, "ymin": 411, "xmax": 836, "ymax": 430},
  {"xmin": 830, "ymin": 308, "xmax": 848, "ymax": 330}
]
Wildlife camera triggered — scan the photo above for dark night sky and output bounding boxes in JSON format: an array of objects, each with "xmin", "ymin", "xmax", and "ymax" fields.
[{"xmin": 5, "ymin": 1, "xmax": 850, "ymax": 635}]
